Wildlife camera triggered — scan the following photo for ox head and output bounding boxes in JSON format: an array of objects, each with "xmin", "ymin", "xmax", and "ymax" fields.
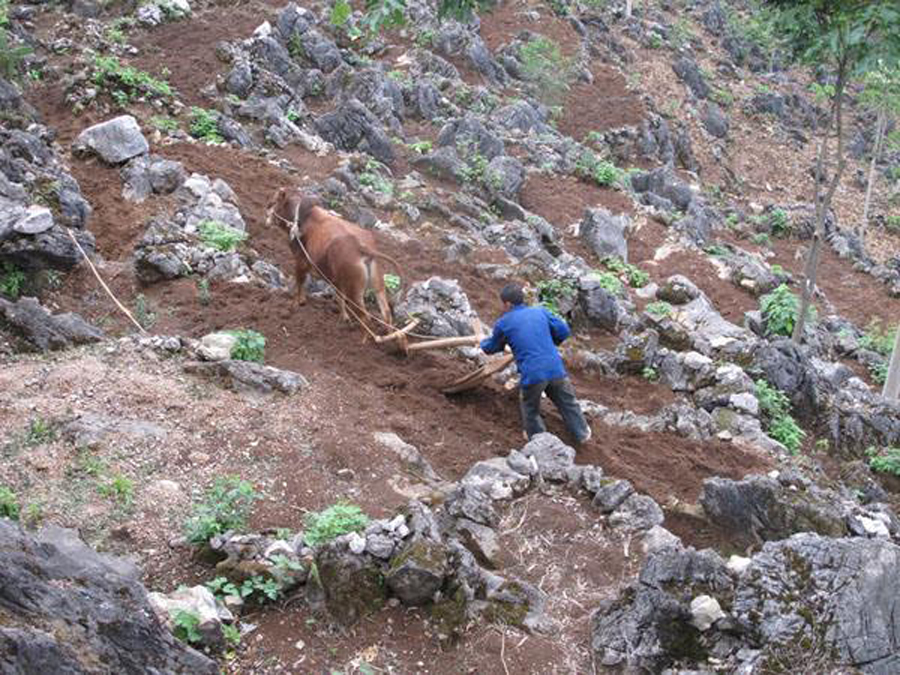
[{"xmin": 266, "ymin": 187, "xmax": 321, "ymax": 232}]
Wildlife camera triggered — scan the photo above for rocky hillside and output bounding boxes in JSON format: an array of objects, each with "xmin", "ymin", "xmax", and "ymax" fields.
[{"xmin": 1, "ymin": 0, "xmax": 899, "ymax": 672}]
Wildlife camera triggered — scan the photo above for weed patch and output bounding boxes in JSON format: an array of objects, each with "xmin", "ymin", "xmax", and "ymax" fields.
[
  {"xmin": 189, "ymin": 107, "xmax": 224, "ymax": 144},
  {"xmin": 755, "ymin": 379, "xmax": 805, "ymax": 454},
  {"xmin": 91, "ymin": 55, "xmax": 172, "ymax": 106},
  {"xmin": 759, "ymin": 284, "xmax": 802, "ymax": 337},
  {"xmin": 303, "ymin": 502, "xmax": 369, "ymax": 546},
  {"xmin": 184, "ymin": 476, "xmax": 258, "ymax": 545},
  {"xmin": 536, "ymin": 278, "xmax": 577, "ymax": 316},
  {"xmin": 198, "ymin": 220, "xmax": 247, "ymax": 252},
  {"xmin": 518, "ymin": 36, "xmax": 573, "ymax": 106},
  {"xmin": 227, "ymin": 329, "xmax": 266, "ymax": 362},
  {"xmin": 0, "ymin": 261, "xmax": 26, "ymax": 299},
  {"xmin": 868, "ymin": 446, "xmax": 900, "ymax": 476}
]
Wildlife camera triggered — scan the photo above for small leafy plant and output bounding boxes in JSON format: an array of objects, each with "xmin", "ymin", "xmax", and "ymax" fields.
[
  {"xmin": 184, "ymin": 476, "xmax": 258, "ymax": 545},
  {"xmin": 407, "ymin": 140, "xmax": 433, "ymax": 154},
  {"xmin": 0, "ymin": 262, "xmax": 26, "ymax": 299},
  {"xmin": 645, "ymin": 301, "xmax": 672, "ymax": 318},
  {"xmin": 593, "ymin": 271, "xmax": 623, "ymax": 296},
  {"xmin": 359, "ymin": 160, "xmax": 394, "ymax": 195},
  {"xmin": 642, "ymin": 366, "xmax": 659, "ymax": 382},
  {"xmin": 98, "ymin": 474, "xmax": 135, "ymax": 506},
  {"xmin": 25, "ymin": 417, "xmax": 56, "ymax": 446},
  {"xmin": 198, "ymin": 220, "xmax": 247, "ymax": 252},
  {"xmin": 868, "ymin": 446, "xmax": 900, "ymax": 476},
  {"xmin": 602, "ymin": 257, "xmax": 649, "ymax": 288},
  {"xmin": 574, "ymin": 150, "xmax": 624, "ymax": 188},
  {"xmin": 383, "ymin": 273, "xmax": 401, "ymax": 294},
  {"xmin": 134, "ymin": 293, "xmax": 157, "ymax": 330},
  {"xmin": 759, "ymin": 284, "xmax": 801, "ymax": 337},
  {"xmin": 755, "ymin": 379, "xmax": 805, "ymax": 454},
  {"xmin": 189, "ymin": 107, "xmax": 224, "ymax": 144},
  {"xmin": 92, "ymin": 55, "xmax": 172, "ymax": 103},
  {"xmin": 536, "ymin": 278, "xmax": 577, "ymax": 316},
  {"xmin": 228, "ymin": 329, "xmax": 266, "ymax": 363},
  {"xmin": 0, "ymin": 486, "xmax": 19, "ymax": 520},
  {"xmin": 518, "ymin": 36, "xmax": 573, "ymax": 106},
  {"xmin": 172, "ymin": 610, "xmax": 203, "ymax": 645},
  {"xmin": 303, "ymin": 502, "xmax": 369, "ymax": 546},
  {"xmin": 768, "ymin": 208, "xmax": 791, "ymax": 237}
]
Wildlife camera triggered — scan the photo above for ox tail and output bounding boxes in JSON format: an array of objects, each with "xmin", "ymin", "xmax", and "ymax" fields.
[{"xmin": 358, "ymin": 245, "xmax": 402, "ymax": 277}]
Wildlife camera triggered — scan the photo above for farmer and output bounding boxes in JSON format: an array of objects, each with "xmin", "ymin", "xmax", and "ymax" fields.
[{"xmin": 480, "ymin": 283, "xmax": 592, "ymax": 446}]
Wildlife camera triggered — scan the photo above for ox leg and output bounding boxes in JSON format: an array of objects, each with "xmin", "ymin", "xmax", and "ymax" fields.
[
  {"xmin": 294, "ymin": 260, "xmax": 309, "ymax": 306},
  {"xmin": 371, "ymin": 265, "xmax": 393, "ymax": 327}
]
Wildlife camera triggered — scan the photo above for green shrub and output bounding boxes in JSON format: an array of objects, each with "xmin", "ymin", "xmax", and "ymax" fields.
[
  {"xmin": 172, "ymin": 610, "xmax": 202, "ymax": 644},
  {"xmin": 408, "ymin": 140, "xmax": 432, "ymax": 154},
  {"xmin": 92, "ymin": 55, "xmax": 172, "ymax": 103},
  {"xmin": 755, "ymin": 379, "xmax": 805, "ymax": 454},
  {"xmin": 518, "ymin": 36, "xmax": 572, "ymax": 106},
  {"xmin": 207, "ymin": 574, "xmax": 285, "ymax": 605},
  {"xmin": 602, "ymin": 257, "xmax": 649, "ymax": 288},
  {"xmin": 0, "ymin": 262, "xmax": 26, "ymax": 299},
  {"xmin": 868, "ymin": 446, "xmax": 900, "ymax": 476},
  {"xmin": 184, "ymin": 476, "xmax": 258, "ymax": 545},
  {"xmin": 574, "ymin": 150, "xmax": 624, "ymax": 188},
  {"xmin": 759, "ymin": 284, "xmax": 800, "ymax": 337},
  {"xmin": 769, "ymin": 208, "xmax": 791, "ymax": 237},
  {"xmin": 593, "ymin": 271, "xmax": 623, "ymax": 296},
  {"xmin": 859, "ymin": 321, "xmax": 896, "ymax": 356},
  {"xmin": 189, "ymin": 107, "xmax": 224, "ymax": 143},
  {"xmin": 0, "ymin": 21, "xmax": 32, "ymax": 81},
  {"xmin": 536, "ymin": 278, "xmax": 577, "ymax": 316},
  {"xmin": 0, "ymin": 486, "xmax": 19, "ymax": 520},
  {"xmin": 228, "ymin": 329, "xmax": 266, "ymax": 362},
  {"xmin": 751, "ymin": 232, "xmax": 771, "ymax": 247},
  {"xmin": 198, "ymin": 220, "xmax": 247, "ymax": 252},
  {"xmin": 25, "ymin": 417, "xmax": 55, "ymax": 446},
  {"xmin": 303, "ymin": 502, "xmax": 369, "ymax": 546},
  {"xmin": 98, "ymin": 474, "xmax": 134, "ymax": 506},
  {"xmin": 359, "ymin": 160, "xmax": 394, "ymax": 195},
  {"xmin": 645, "ymin": 301, "xmax": 672, "ymax": 318},
  {"xmin": 642, "ymin": 366, "xmax": 659, "ymax": 382},
  {"xmin": 383, "ymin": 273, "xmax": 401, "ymax": 294}
]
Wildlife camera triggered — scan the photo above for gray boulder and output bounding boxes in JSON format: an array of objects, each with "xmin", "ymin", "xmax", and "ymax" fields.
[
  {"xmin": 462, "ymin": 458, "xmax": 530, "ymax": 500},
  {"xmin": 593, "ymin": 479, "xmax": 634, "ymax": 513},
  {"xmin": 702, "ymin": 102, "xmax": 729, "ymax": 138},
  {"xmin": 699, "ymin": 475, "xmax": 849, "ymax": 541},
  {"xmin": 0, "ymin": 521, "xmax": 216, "ymax": 673},
  {"xmin": 437, "ymin": 115, "xmax": 504, "ymax": 160},
  {"xmin": 751, "ymin": 339, "xmax": 819, "ymax": 419},
  {"xmin": 520, "ymin": 433, "xmax": 575, "ymax": 482},
  {"xmin": 578, "ymin": 277, "xmax": 624, "ymax": 332},
  {"xmin": 183, "ymin": 360, "xmax": 308, "ymax": 395},
  {"xmin": 395, "ymin": 277, "xmax": 480, "ymax": 337},
  {"xmin": 386, "ymin": 539, "xmax": 449, "ymax": 606},
  {"xmin": 609, "ymin": 494, "xmax": 665, "ymax": 532},
  {"xmin": 74, "ymin": 115, "xmax": 149, "ymax": 164},
  {"xmin": 734, "ymin": 533, "xmax": 900, "ymax": 673},
  {"xmin": 314, "ymin": 99, "xmax": 394, "ymax": 164},
  {"xmin": 0, "ymin": 297, "xmax": 103, "ymax": 351},
  {"xmin": 672, "ymin": 57, "xmax": 710, "ymax": 99},
  {"xmin": 484, "ymin": 155, "xmax": 525, "ymax": 200},
  {"xmin": 0, "ymin": 225, "xmax": 95, "ymax": 270},
  {"xmin": 314, "ymin": 539, "xmax": 385, "ymax": 623},
  {"xmin": 580, "ymin": 208, "xmax": 629, "ymax": 262}
]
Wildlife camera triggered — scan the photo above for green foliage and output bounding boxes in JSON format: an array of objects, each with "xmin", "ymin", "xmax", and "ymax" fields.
[
  {"xmin": 198, "ymin": 220, "xmax": 247, "ymax": 252},
  {"xmin": 208, "ymin": 573, "xmax": 286, "ymax": 606},
  {"xmin": 98, "ymin": 474, "xmax": 134, "ymax": 506},
  {"xmin": 383, "ymin": 273, "xmax": 401, "ymax": 294},
  {"xmin": 437, "ymin": 0, "xmax": 493, "ymax": 22},
  {"xmin": 189, "ymin": 107, "xmax": 224, "ymax": 144},
  {"xmin": 0, "ymin": 261, "xmax": 26, "ymax": 299},
  {"xmin": 172, "ymin": 610, "xmax": 202, "ymax": 645},
  {"xmin": 228, "ymin": 329, "xmax": 266, "ymax": 363},
  {"xmin": 574, "ymin": 150, "xmax": 624, "ymax": 188},
  {"xmin": 184, "ymin": 476, "xmax": 258, "ymax": 545},
  {"xmin": 518, "ymin": 36, "xmax": 572, "ymax": 106},
  {"xmin": 759, "ymin": 284, "xmax": 801, "ymax": 337},
  {"xmin": 592, "ymin": 271, "xmax": 623, "ymax": 296},
  {"xmin": 25, "ymin": 417, "xmax": 56, "ymax": 446},
  {"xmin": 868, "ymin": 446, "xmax": 900, "ymax": 476},
  {"xmin": 768, "ymin": 208, "xmax": 791, "ymax": 237},
  {"xmin": 602, "ymin": 257, "xmax": 649, "ymax": 288},
  {"xmin": 222, "ymin": 623, "xmax": 241, "ymax": 648},
  {"xmin": 197, "ymin": 278, "xmax": 210, "ymax": 306},
  {"xmin": 303, "ymin": 502, "xmax": 369, "ymax": 546},
  {"xmin": 755, "ymin": 379, "xmax": 805, "ymax": 454},
  {"xmin": 330, "ymin": 0, "xmax": 352, "ymax": 27},
  {"xmin": 0, "ymin": 486, "xmax": 19, "ymax": 520},
  {"xmin": 645, "ymin": 301, "xmax": 672, "ymax": 318},
  {"xmin": 92, "ymin": 55, "xmax": 172, "ymax": 103},
  {"xmin": 134, "ymin": 293, "xmax": 156, "ymax": 330},
  {"xmin": 536, "ymin": 278, "xmax": 577, "ymax": 316},
  {"xmin": 150, "ymin": 115, "xmax": 179, "ymax": 132},
  {"xmin": 704, "ymin": 244, "xmax": 730, "ymax": 257},
  {"xmin": 0, "ymin": 13, "xmax": 32, "ymax": 81},
  {"xmin": 359, "ymin": 160, "xmax": 394, "ymax": 195},
  {"xmin": 886, "ymin": 214, "xmax": 900, "ymax": 233},
  {"xmin": 859, "ymin": 320, "xmax": 896, "ymax": 356},
  {"xmin": 751, "ymin": 232, "xmax": 771, "ymax": 247},
  {"xmin": 642, "ymin": 366, "xmax": 659, "ymax": 382},
  {"xmin": 360, "ymin": 0, "xmax": 407, "ymax": 36},
  {"xmin": 407, "ymin": 140, "xmax": 433, "ymax": 154}
]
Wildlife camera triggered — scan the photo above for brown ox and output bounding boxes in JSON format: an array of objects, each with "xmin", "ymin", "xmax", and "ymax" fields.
[{"xmin": 266, "ymin": 187, "xmax": 400, "ymax": 334}]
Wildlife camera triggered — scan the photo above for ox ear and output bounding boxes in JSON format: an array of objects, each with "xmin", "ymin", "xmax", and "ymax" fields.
[{"xmin": 296, "ymin": 195, "xmax": 321, "ymax": 225}]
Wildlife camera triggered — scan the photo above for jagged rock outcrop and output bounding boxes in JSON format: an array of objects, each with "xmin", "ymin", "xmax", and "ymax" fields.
[{"xmin": 0, "ymin": 521, "xmax": 216, "ymax": 674}]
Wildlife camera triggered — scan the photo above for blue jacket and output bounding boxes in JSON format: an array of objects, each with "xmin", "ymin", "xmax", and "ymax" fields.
[{"xmin": 480, "ymin": 304, "xmax": 570, "ymax": 387}]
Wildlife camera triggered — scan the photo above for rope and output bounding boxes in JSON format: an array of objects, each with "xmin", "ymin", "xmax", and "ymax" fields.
[{"xmin": 65, "ymin": 227, "xmax": 148, "ymax": 335}]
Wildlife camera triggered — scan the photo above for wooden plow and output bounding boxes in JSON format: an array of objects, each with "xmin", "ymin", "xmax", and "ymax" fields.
[{"xmin": 374, "ymin": 318, "xmax": 515, "ymax": 394}]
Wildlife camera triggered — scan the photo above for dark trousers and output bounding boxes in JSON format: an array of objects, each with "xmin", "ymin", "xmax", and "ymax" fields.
[{"xmin": 519, "ymin": 377, "xmax": 590, "ymax": 444}]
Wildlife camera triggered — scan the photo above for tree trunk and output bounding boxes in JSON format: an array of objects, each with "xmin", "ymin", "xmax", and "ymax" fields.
[
  {"xmin": 793, "ymin": 61, "xmax": 849, "ymax": 344},
  {"xmin": 883, "ymin": 326, "xmax": 900, "ymax": 401},
  {"xmin": 861, "ymin": 110, "xmax": 887, "ymax": 244}
]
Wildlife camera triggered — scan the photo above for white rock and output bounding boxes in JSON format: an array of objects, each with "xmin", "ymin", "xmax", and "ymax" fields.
[
  {"xmin": 253, "ymin": 21, "xmax": 272, "ymax": 37},
  {"xmin": 13, "ymin": 206, "xmax": 54, "ymax": 234},
  {"xmin": 690, "ymin": 595, "xmax": 725, "ymax": 631},
  {"xmin": 148, "ymin": 585, "xmax": 233, "ymax": 636},
  {"xmin": 396, "ymin": 524, "xmax": 410, "ymax": 538},
  {"xmin": 727, "ymin": 554, "xmax": 751, "ymax": 576},
  {"xmin": 858, "ymin": 515, "xmax": 890, "ymax": 538},
  {"xmin": 198, "ymin": 331, "xmax": 237, "ymax": 361},
  {"xmin": 385, "ymin": 514, "xmax": 406, "ymax": 532},
  {"xmin": 347, "ymin": 532, "xmax": 366, "ymax": 555},
  {"xmin": 264, "ymin": 540, "xmax": 294, "ymax": 559},
  {"xmin": 729, "ymin": 392, "xmax": 759, "ymax": 417},
  {"xmin": 641, "ymin": 525, "xmax": 682, "ymax": 554}
]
